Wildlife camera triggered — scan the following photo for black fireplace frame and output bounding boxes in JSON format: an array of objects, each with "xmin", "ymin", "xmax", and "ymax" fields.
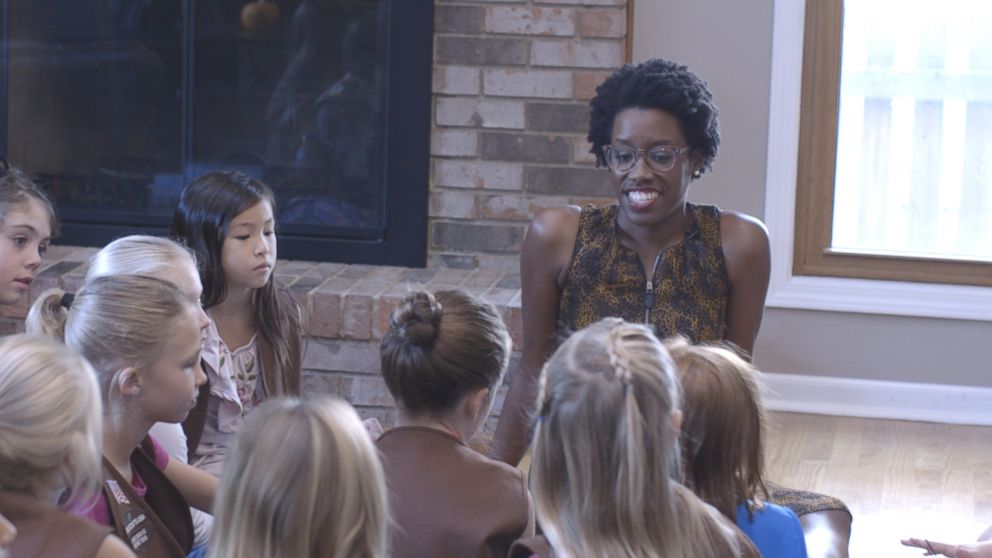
[{"xmin": 0, "ymin": 0, "xmax": 433, "ymax": 267}]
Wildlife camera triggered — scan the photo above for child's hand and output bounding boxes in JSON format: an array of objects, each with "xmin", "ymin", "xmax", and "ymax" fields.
[
  {"xmin": 362, "ymin": 418, "xmax": 384, "ymax": 441},
  {"xmin": 0, "ymin": 513, "xmax": 15, "ymax": 557},
  {"xmin": 901, "ymin": 537, "xmax": 992, "ymax": 558}
]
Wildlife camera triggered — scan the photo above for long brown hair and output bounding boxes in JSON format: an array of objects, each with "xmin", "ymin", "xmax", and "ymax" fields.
[
  {"xmin": 665, "ymin": 336, "xmax": 769, "ymax": 521},
  {"xmin": 531, "ymin": 318, "xmax": 753, "ymax": 558},
  {"xmin": 171, "ymin": 171, "xmax": 302, "ymax": 394}
]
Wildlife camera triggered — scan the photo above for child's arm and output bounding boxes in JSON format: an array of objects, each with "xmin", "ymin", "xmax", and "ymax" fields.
[
  {"xmin": 95, "ymin": 535, "xmax": 138, "ymax": 558},
  {"xmin": 901, "ymin": 537, "xmax": 992, "ymax": 558},
  {"xmin": 163, "ymin": 459, "xmax": 218, "ymax": 513}
]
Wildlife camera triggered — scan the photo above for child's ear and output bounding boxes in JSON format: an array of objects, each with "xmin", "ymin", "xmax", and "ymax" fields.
[
  {"xmin": 115, "ymin": 366, "xmax": 142, "ymax": 397},
  {"xmin": 465, "ymin": 388, "xmax": 490, "ymax": 422}
]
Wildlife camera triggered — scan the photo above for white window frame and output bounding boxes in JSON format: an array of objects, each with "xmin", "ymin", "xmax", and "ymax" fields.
[{"xmin": 763, "ymin": 0, "xmax": 992, "ymax": 322}]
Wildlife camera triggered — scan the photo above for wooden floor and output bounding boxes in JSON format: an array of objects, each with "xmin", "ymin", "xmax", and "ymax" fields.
[{"xmin": 766, "ymin": 412, "xmax": 992, "ymax": 557}]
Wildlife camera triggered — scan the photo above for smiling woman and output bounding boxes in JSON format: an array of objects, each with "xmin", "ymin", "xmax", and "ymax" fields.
[
  {"xmin": 0, "ymin": 164, "xmax": 56, "ymax": 306},
  {"xmin": 492, "ymin": 58, "xmax": 771, "ymax": 466}
]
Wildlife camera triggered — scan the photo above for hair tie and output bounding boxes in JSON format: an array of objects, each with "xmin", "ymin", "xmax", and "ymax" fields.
[{"xmin": 59, "ymin": 292, "xmax": 75, "ymax": 309}]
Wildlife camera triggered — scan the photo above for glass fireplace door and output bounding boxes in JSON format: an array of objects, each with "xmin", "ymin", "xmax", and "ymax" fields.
[{"xmin": 1, "ymin": 0, "xmax": 431, "ymax": 265}]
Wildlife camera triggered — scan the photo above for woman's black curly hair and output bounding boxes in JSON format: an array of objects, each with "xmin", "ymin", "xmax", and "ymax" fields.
[{"xmin": 588, "ymin": 59, "xmax": 720, "ymax": 176}]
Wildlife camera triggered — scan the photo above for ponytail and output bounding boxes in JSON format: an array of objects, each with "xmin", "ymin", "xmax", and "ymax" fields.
[{"xmin": 26, "ymin": 288, "xmax": 72, "ymax": 339}]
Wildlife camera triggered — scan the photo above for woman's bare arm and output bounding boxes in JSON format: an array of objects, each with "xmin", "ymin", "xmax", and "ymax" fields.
[
  {"xmin": 489, "ymin": 207, "xmax": 579, "ymax": 465},
  {"xmin": 720, "ymin": 211, "xmax": 771, "ymax": 358}
]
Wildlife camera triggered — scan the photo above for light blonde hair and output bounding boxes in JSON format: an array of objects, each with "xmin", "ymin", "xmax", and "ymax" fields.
[
  {"xmin": 86, "ymin": 234, "xmax": 197, "ymax": 281},
  {"xmin": 27, "ymin": 275, "xmax": 198, "ymax": 396},
  {"xmin": 665, "ymin": 336, "xmax": 769, "ymax": 521},
  {"xmin": 26, "ymin": 235, "xmax": 198, "ymax": 337},
  {"xmin": 0, "ymin": 335, "xmax": 102, "ymax": 504},
  {"xmin": 531, "ymin": 318, "xmax": 752, "ymax": 558},
  {"xmin": 207, "ymin": 397, "xmax": 388, "ymax": 558}
]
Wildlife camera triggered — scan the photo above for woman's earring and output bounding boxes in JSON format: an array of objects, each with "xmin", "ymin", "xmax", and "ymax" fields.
[{"xmin": 692, "ymin": 169, "xmax": 702, "ymax": 179}]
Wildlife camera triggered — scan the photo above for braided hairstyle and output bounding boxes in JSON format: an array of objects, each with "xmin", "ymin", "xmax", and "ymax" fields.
[{"xmin": 531, "ymin": 318, "xmax": 752, "ymax": 557}]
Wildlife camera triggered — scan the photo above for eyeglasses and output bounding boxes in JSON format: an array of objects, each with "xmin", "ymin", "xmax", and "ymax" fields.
[{"xmin": 602, "ymin": 145, "xmax": 689, "ymax": 174}]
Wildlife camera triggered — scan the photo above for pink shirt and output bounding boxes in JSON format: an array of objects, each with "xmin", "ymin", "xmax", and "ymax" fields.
[{"xmin": 72, "ymin": 436, "xmax": 170, "ymax": 527}]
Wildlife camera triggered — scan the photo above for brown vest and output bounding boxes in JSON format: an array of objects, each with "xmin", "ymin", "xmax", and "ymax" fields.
[
  {"xmin": 100, "ymin": 437, "xmax": 194, "ymax": 557},
  {"xmin": 0, "ymin": 490, "xmax": 110, "ymax": 558},
  {"xmin": 376, "ymin": 426, "xmax": 534, "ymax": 558},
  {"xmin": 182, "ymin": 294, "xmax": 302, "ymax": 459}
]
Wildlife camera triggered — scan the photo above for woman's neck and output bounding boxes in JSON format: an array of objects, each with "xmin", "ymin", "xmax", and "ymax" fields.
[{"xmin": 617, "ymin": 202, "xmax": 690, "ymax": 255}]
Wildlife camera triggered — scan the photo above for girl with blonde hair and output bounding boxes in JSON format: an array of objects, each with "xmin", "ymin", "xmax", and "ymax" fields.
[
  {"xmin": 205, "ymin": 397, "xmax": 388, "ymax": 558},
  {"xmin": 514, "ymin": 318, "xmax": 758, "ymax": 558},
  {"xmin": 30, "ymin": 275, "xmax": 217, "ymax": 557},
  {"xmin": 666, "ymin": 337, "xmax": 807, "ymax": 558},
  {"xmin": 0, "ymin": 334, "xmax": 134, "ymax": 557}
]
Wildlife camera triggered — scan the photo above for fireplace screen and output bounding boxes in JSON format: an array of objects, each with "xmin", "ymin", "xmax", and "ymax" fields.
[{"xmin": 1, "ymin": 0, "xmax": 432, "ymax": 265}]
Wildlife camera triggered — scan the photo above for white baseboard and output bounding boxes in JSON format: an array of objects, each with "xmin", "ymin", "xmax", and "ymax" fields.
[{"xmin": 761, "ymin": 372, "xmax": 992, "ymax": 427}]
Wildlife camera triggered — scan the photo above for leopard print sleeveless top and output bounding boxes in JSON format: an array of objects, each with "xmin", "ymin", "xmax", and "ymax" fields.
[{"xmin": 558, "ymin": 203, "xmax": 729, "ymax": 343}]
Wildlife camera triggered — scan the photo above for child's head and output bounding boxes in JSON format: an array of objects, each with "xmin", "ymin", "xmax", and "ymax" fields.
[
  {"xmin": 665, "ymin": 337, "xmax": 768, "ymax": 520},
  {"xmin": 29, "ymin": 275, "xmax": 205, "ymax": 424},
  {"xmin": 0, "ymin": 335, "xmax": 102, "ymax": 503},
  {"xmin": 531, "ymin": 318, "xmax": 685, "ymax": 556},
  {"xmin": 380, "ymin": 290, "xmax": 511, "ymax": 433},
  {"xmin": 171, "ymin": 171, "xmax": 277, "ymax": 308},
  {"xmin": 0, "ymin": 166, "xmax": 56, "ymax": 305},
  {"xmin": 84, "ymin": 235, "xmax": 209, "ymax": 329},
  {"xmin": 208, "ymin": 397, "xmax": 388, "ymax": 558}
]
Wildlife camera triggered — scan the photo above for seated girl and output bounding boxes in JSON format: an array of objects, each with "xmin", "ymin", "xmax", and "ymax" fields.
[
  {"xmin": 377, "ymin": 290, "xmax": 534, "ymax": 558},
  {"xmin": 203, "ymin": 397, "xmax": 388, "ymax": 558},
  {"xmin": 30, "ymin": 275, "xmax": 217, "ymax": 557},
  {"xmin": 666, "ymin": 336, "xmax": 807, "ymax": 558},
  {"xmin": 0, "ymin": 334, "xmax": 134, "ymax": 557},
  {"xmin": 513, "ymin": 318, "xmax": 758, "ymax": 558}
]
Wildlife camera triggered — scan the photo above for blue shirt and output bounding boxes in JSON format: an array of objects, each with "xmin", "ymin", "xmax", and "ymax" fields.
[{"xmin": 736, "ymin": 501, "xmax": 808, "ymax": 558}]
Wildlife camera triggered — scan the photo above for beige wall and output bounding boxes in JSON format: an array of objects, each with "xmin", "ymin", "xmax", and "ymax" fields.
[{"xmin": 632, "ymin": 0, "xmax": 991, "ymax": 387}]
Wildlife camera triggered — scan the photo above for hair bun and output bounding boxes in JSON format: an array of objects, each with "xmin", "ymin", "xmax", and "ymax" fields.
[{"xmin": 394, "ymin": 291, "xmax": 442, "ymax": 346}]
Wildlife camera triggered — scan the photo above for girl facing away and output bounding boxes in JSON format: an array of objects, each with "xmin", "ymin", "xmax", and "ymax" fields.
[
  {"xmin": 171, "ymin": 171, "xmax": 303, "ymax": 475},
  {"xmin": 665, "ymin": 337, "xmax": 808, "ymax": 558},
  {"xmin": 0, "ymin": 335, "xmax": 135, "ymax": 558},
  {"xmin": 0, "ymin": 164, "xmax": 55, "ymax": 307},
  {"xmin": 376, "ymin": 290, "xmax": 534, "ymax": 558},
  {"xmin": 29, "ymin": 275, "xmax": 218, "ymax": 557},
  {"xmin": 515, "ymin": 318, "xmax": 759, "ymax": 558},
  {"xmin": 204, "ymin": 397, "xmax": 388, "ymax": 558}
]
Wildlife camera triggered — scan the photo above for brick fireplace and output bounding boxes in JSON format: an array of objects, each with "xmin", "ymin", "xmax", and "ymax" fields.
[{"xmin": 1, "ymin": 0, "xmax": 628, "ymax": 429}]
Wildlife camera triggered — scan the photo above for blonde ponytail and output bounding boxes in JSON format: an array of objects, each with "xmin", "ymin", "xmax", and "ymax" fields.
[{"xmin": 25, "ymin": 288, "xmax": 71, "ymax": 339}]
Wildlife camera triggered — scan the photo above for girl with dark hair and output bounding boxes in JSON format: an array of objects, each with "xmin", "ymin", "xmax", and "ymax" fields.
[
  {"xmin": 377, "ymin": 290, "xmax": 534, "ymax": 558},
  {"xmin": 171, "ymin": 171, "xmax": 303, "ymax": 475}
]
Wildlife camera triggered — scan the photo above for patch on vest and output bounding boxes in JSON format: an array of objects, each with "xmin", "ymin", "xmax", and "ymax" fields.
[
  {"xmin": 106, "ymin": 479, "xmax": 130, "ymax": 504},
  {"xmin": 123, "ymin": 510, "xmax": 150, "ymax": 551}
]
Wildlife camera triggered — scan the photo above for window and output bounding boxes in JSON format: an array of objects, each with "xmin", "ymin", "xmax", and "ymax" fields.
[{"xmin": 793, "ymin": 0, "xmax": 992, "ymax": 286}]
